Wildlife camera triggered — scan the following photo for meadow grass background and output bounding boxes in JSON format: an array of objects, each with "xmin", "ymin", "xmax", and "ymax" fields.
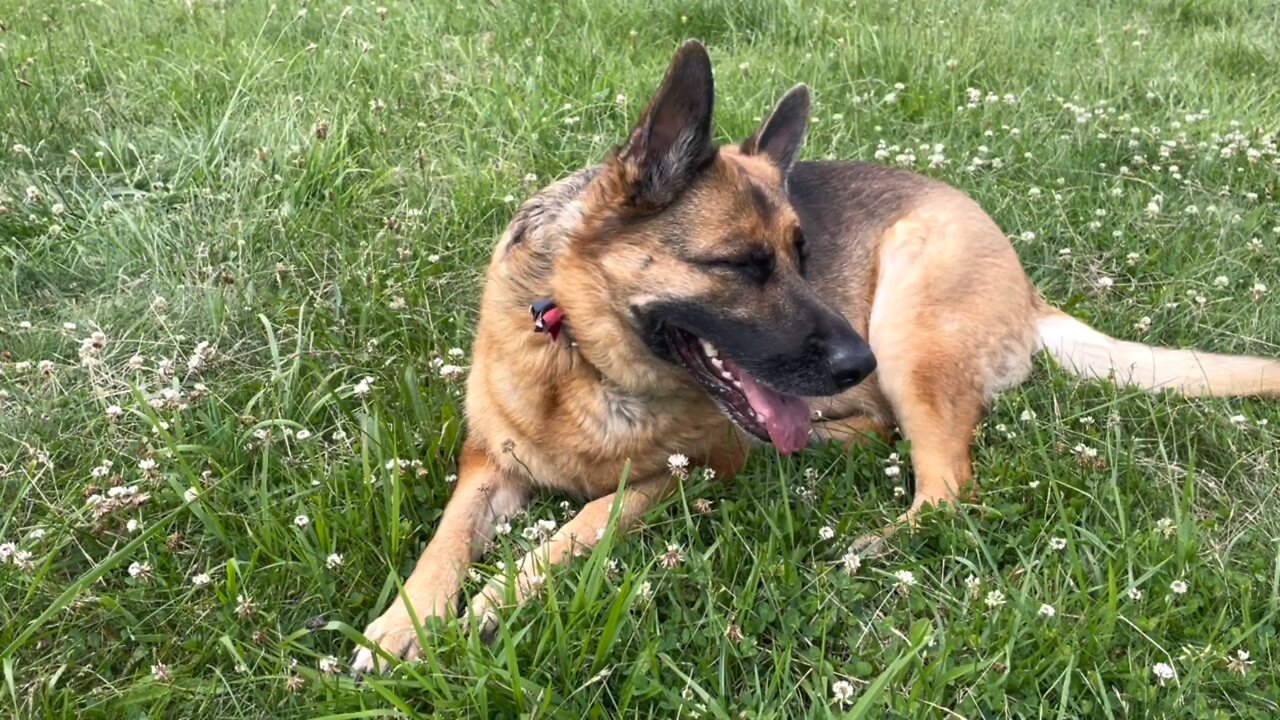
[{"xmin": 2, "ymin": 0, "xmax": 1280, "ymax": 717}]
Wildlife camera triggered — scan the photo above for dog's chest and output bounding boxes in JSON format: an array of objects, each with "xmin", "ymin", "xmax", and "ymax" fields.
[
  {"xmin": 598, "ymin": 385, "xmax": 662, "ymax": 433},
  {"xmin": 494, "ymin": 383, "xmax": 733, "ymax": 498}
]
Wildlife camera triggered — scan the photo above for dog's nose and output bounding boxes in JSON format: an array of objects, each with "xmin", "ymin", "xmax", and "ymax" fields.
[{"xmin": 827, "ymin": 341, "xmax": 877, "ymax": 390}]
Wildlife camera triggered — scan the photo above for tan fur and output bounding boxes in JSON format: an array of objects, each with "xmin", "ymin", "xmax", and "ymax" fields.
[{"xmin": 351, "ymin": 43, "xmax": 1279, "ymax": 671}]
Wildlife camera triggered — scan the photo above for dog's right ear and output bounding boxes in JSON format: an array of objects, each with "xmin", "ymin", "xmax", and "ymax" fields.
[{"xmin": 612, "ymin": 40, "xmax": 716, "ymax": 212}]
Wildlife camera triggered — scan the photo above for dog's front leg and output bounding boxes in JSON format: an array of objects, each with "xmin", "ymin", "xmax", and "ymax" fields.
[
  {"xmin": 351, "ymin": 443, "xmax": 526, "ymax": 673},
  {"xmin": 466, "ymin": 473, "xmax": 674, "ymax": 639}
]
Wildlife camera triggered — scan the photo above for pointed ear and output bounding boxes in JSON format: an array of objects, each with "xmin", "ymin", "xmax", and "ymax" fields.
[
  {"xmin": 613, "ymin": 40, "xmax": 717, "ymax": 211},
  {"xmin": 741, "ymin": 84, "xmax": 810, "ymax": 173}
]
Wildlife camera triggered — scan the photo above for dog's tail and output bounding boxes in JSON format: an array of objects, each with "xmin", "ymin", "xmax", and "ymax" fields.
[{"xmin": 1035, "ymin": 304, "xmax": 1280, "ymax": 398}]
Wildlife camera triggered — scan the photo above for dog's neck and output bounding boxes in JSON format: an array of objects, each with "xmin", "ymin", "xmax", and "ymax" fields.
[
  {"xmin": 489, "ymin": 167, "xmax": 603, "ymax": 340},
  {"xmin": 482, "ymin": 166, "xmax": 601, "ymax": 354}
]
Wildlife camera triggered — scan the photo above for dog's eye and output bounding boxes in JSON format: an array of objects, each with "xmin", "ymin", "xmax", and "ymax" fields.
[
  {"xmin": 710, "ymin": 247, "xmax": 774, "ymax": 283},
  {"xmin": 716, "ymin": 245, "xmax": 773, "ymax": 280}
]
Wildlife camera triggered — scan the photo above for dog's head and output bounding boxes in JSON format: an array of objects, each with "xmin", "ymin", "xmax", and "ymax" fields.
[{"xmin": 525, "ymin": 41, "xmax": 874, "ymax": 454}]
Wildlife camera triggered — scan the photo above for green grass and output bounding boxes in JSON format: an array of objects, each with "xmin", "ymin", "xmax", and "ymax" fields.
[{"xmin": 2, "ymin": 0, "xmax": 1280, "ymax": 717}]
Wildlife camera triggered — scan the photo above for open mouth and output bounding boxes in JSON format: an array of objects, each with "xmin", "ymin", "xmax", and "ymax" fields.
[{"xmin": 666, "ymin": 327, "xmax": 812, "ymax": 455}]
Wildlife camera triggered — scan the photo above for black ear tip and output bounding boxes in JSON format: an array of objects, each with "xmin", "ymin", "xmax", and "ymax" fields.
[
  {"xmin": 676, "ymin": 39, "xmax": 709, "ymax": 59},
  {"xmin": 671, "ymin": 39, "xmax": 712, "ymax": 77},
  {"xmin": 783, "ymin": 84, "xmax": 811, "ymax": 111}
]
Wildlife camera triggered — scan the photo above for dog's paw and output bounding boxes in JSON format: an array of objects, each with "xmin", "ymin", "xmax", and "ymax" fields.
[
  {"xmin": 349, "ymin": 607, "xmax": 431, "ymax": 675},
  {"xmin": 464, "ymin": 590, "xmax": 502, "ymax": 644},
  {"xmin": 850, "ymin": 513, "xmax": 912, "ymax": 558}
]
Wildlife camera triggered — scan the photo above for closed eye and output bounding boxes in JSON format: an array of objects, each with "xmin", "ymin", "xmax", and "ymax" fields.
[{"xmin": 699, "ymin": 248, "xmax": 774, "ymax": 283}]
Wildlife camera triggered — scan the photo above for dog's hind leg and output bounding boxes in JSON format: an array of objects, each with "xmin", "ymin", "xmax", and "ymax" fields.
[
  {"xmin": 351, "ymin": 442, "xmax": 527, "ymax": 674},
  {"xmin": 466, "ymin": 472, "xmax": 675, "ymax": 639},
  {"xmin": 852, "ymin": 196, "xmax": 1039, "ymax": 552}
]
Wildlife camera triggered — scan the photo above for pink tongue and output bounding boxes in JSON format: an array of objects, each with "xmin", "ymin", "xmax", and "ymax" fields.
[{"xmin": 724, "ymin": 360, "xmax": 812, "ymax": 455}]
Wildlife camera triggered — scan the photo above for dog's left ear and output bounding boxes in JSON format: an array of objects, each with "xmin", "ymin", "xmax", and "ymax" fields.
[
  {"xmin": 614, "ymin": 40, "xmax": 717, "ymax": 211},
  {"xmin": 741, "ymin": 84, "xmax": 810, "ymax": 173}
]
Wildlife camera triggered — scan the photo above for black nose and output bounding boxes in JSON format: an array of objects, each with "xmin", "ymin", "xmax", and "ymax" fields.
[{"xmin": 827, "ymin": 340, "xmax": 876, "ymax": 390}]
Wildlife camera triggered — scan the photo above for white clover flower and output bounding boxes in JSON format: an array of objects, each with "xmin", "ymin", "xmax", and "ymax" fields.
[
  {"xmin": 985, "ymin": 590, "xmax": 1006, "ymax": 608},
  {"xmin": 1049, "ymin": 537, "xmax": 1067, "ymax": 551},
  {"xmin": 660, "ymin": 543, "xmax": 684, "ymax": 569},
  {"xmin": 1227, "ymin": 649, "xmax": 1253, "ymax": 675},
  {"xmin": 831, "ymin": 679, "xmax": 855, "ymax": 705},
  {"xmin": 191, "ymin": 572, "xmax": 212, "ymax": 586},
  {"xmin": 326, "ymin": 553, "xmax": 344, "ymax": 570},
  {"xmin": 11, "ymin": 550, "xmax": 34, "ymax": 571},
  {"xmin": 841, "ymin": 551, "xmax": 862, "ymax": 575},
  {"xmin": 294, "ymin": 514, "xmax": 310, "ymax": 528},
  {"xmin": 1038, "ymin": 603, "xmax": 1056, "ymax": 618},
  {"xmin": 1152, "ymin": 662, "xmax": 1175, "ymax": 684},
  {"xmin": 894, "ymin": 569, "xmax": 916, "ymax": 593},
  {"xmin": 1170, "ymin": 579, "xmax": 1188, "ymax": 595},
  {"xmin": 818, "ymin": 526, "xmax": 835, "ymax": 541}
]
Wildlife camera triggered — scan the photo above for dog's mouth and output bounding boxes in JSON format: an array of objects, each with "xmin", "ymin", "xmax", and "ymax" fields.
[{"xmin": 665, "ymin": 327, "xmax": 811, "ymax": 454}]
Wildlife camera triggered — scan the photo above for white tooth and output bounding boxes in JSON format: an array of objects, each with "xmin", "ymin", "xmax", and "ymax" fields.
[
  {"xmin": 711, "ymin": 357, "xmax": 725, "ymax": 371},
  {"xmin": 755, "ymin": 411, "xmax": 767, "ymax": 423},
  {"xmin": 733, "ymin": 380, "xmax": 743, "ymax": 389},
  {"xmin": 699, "ymin": 339, "xmax": 719, "ymax": 358},
  {"xmin": 720, "ymin": 371, "xmax": 734, "ymax": 381}
]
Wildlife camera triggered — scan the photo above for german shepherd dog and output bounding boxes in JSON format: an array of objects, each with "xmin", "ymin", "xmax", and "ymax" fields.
[{"xmin": 351, "ymin": 41, "xmax": 1280, "ymax": 671}]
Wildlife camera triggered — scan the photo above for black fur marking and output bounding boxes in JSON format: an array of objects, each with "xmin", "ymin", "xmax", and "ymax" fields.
[{"xmin": 748, "ymin": 182, "xmax": 775, "ymax": 222}]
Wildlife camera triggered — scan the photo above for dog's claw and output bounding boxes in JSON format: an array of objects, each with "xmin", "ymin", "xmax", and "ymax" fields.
[
  {"xmin": 465, "ymin": 592, "xmax": 503, "ymax": 644},
  {"xmin": 349, "ymin": 645, "xmax": 387, "ymax": 676}
]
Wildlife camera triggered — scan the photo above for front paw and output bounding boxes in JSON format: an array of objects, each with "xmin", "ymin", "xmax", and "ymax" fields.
[
  {"xmin": 350, "ymin": 604, "xmax": 440, "ymax": 675},
  {"xmin": 464, "ymin": 587, "xmax": 502, "ymax": 644}
]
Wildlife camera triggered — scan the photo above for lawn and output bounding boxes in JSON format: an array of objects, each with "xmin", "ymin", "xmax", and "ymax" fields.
[{"xmin": 2, "ymin": 0, "xmax": 1280, "ymax": 717}]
